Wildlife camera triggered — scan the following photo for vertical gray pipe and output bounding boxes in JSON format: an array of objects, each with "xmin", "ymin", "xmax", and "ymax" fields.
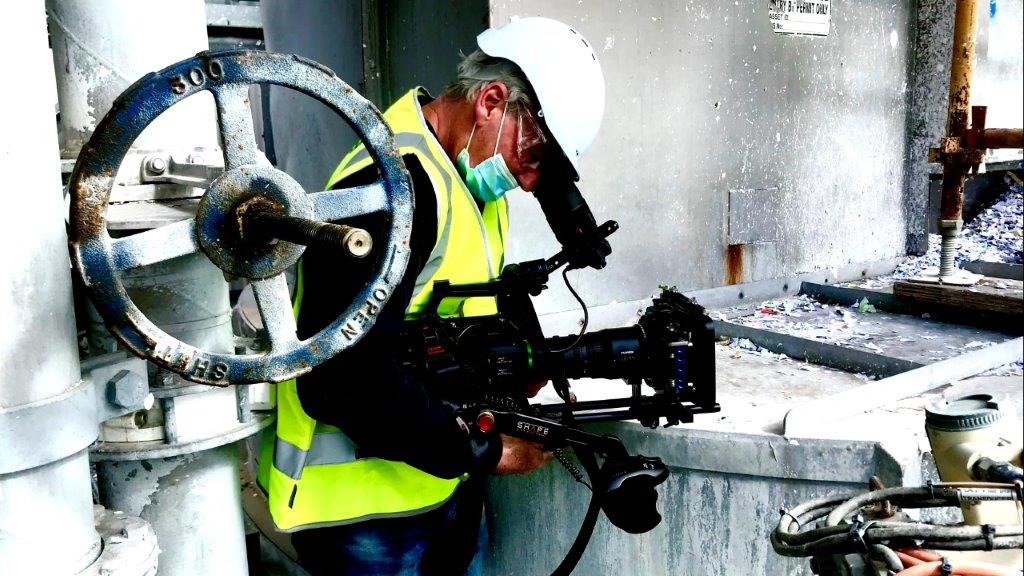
[
  {"xmin": 89, "ymin": 251, "xmax": 246, "ymax": 576},
  {"xmin": 96, "ymin": 446, "xmax": 247, "ymax": 576},
  {"xmin": 0, "ymin": 2, "xmax": 100, "ymax": 573},
  {"xmin": 45, "ymin": 2, "xmax": 247, "ymax": 575},
  {"xmin": 47, "ymin": 0, "xmax": 217, "ymax": 158}
]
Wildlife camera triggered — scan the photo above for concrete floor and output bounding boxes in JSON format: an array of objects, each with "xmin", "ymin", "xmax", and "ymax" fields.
[{"xmin": 724, "ymin": 293, "xmax": 1016, "ymax": 363}]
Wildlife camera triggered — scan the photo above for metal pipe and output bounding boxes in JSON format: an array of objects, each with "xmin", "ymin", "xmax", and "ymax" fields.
[
  {"xmin": 0, "ymin": 3, "xmax": 100, "ymax": 572},
  {"xmin": 244, "ymin": 208, "xmax": 374, "ymax": 257},
  {"xmin": 47, "ymin": 2, "xmax": 252, "ymax": 574},
  {"xmin": 88, "ymin": 249, "xmax": 250, "ymax": 576},
  {"xmin": 943, "ymin": 0, "xmax": 979, "ymax": 154},
  {"xmin": 85, "ymin": 251, "xmax": 234, "ymax": 358},
  {"xmin": 978, "ymin": 128, "xmax": 1024, "ymax": 150},
  {"xmin": 47, "ymin": 0, "xmax": 217, "ymax": 158},
  {"xmin": 95, "ymin": 445, "xmax": 249, "ymax": 576},
  {"xmin": 937, "ymin": 0, "xmax": 980, "ymax": 278}
]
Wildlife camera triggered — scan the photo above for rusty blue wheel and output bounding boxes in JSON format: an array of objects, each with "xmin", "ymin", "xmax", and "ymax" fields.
[{"xmin": 69, "ymin": 50, "xmax": 413, "ymax": 385}]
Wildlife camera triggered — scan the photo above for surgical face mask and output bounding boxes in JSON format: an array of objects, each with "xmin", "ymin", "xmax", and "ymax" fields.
[{"xmin": 456, "ymin": 101, "xmax": 519, "ymax": 203}]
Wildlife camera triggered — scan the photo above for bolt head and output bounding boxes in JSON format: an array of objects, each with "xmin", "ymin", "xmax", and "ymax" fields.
[
  {"xmin": 146, "ymin": 156, "xmax": 167, "ymax": 174},
  {"xmin": 107, "ymin": 370, "xmax": 147, "ymax": 409}
]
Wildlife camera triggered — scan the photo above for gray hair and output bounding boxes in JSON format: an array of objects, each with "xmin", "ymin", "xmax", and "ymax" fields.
[{"xmin": 442, "ymin": 50, "xmax": 536, "ymax": 109}]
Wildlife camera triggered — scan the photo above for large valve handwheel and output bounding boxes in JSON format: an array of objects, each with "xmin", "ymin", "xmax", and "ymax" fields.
[{"xmin": 69, "ymin": 50, "xmax": 413, "ymax": 385}]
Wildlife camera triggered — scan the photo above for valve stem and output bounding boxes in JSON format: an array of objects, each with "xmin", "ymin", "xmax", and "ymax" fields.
[{"xmin": 237, "ymin": 198, "xmax": 373, "ymax": 258}]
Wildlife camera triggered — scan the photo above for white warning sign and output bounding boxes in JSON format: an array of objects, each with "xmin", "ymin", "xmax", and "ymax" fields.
[{"xmin": 768, "ymin": 0, "xmax": 831, "ymax": 37}]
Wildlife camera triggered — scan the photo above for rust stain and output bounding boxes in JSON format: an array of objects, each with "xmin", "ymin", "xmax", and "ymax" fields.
[{"xmin": 725, "ymin": 244, "xmax": 744, "ymax": 286}]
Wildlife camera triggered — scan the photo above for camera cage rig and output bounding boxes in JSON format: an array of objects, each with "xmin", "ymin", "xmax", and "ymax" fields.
[{"xmin": 413, "ymin": 238, "xmax": 721, "ymax": 434}]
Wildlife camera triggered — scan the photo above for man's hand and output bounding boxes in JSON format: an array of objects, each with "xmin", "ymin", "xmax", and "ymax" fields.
[{"xmin": 493, "ymin": 434, "xmax": 552, "ymax": 475}]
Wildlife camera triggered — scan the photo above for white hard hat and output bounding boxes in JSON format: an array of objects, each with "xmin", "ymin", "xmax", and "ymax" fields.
[{"xmin": 477, "ymin": 17, "xmax": 605, "ymax": 178}]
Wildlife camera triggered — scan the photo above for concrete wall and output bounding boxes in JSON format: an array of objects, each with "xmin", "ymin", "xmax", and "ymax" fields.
[
  {"xmin": 494, "ymin": 1, "xmax": 914, "ymax": 317},
  {"xmin": 378, "ymin": 0, "xmax": 489, "ymax": 104},
  {"xmin": 260, "ymin": 1, "xmax": 955, "ymax": 318},
  {"xmin": 974, "ymin": 0, "xmax": 1024, "ymax": 154},
  {"xmin": 484, "ymin": 423, "xmax": 910, "ymax": 576},
  {"xmin": 903, "ymin": 0, "xmax": 955, "ymax": 254}
]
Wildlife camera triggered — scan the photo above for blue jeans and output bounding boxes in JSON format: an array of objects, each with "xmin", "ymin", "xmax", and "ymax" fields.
[{"xmin": 292, "ymin": 482, "xmax": 486, "ymax": 576}]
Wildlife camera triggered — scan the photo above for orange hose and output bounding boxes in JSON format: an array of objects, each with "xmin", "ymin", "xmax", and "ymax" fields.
[
  {"xmin": 896, "ymin": 551, "xmax": 927, "ymax": 566},
  {"xmin": 899, "ymin": 549, "xmax": 942, "ymax": 563},
  {"xmin": 895, "ymin": 559, "xmax": 1019, "ymax": 576}
]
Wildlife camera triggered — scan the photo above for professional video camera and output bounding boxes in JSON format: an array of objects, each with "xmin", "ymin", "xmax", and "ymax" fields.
[{"xmin": 399, "ymin": 165, "xmax": 720, "ymax": 574}]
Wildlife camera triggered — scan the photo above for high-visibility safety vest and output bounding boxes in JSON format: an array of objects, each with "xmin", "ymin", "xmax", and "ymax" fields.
[{"xmin": 258, "ymin": 88, "xmax": 509, "ymax": 532}]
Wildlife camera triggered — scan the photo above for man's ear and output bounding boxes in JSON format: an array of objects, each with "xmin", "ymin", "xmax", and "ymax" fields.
[{"xmin": 473, "ymin": 82, "xmax": 510, "ymax": 126}]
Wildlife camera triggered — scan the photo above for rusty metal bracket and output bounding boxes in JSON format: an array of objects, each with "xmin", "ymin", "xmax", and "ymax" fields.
[
  {"xmin": 927, "ymin": 135, "xmax": 987, "ymax": 167},
  {"xmin": 928, "ymin": 107, "xmax": 1021, "ymax": 172},
  {"xmin": 68, "ymin": 50, "xmax": 413, "ymax": 386},
  {"xmin": 140, "ymin": 153, "xmax": 225, "ymax": 188}
]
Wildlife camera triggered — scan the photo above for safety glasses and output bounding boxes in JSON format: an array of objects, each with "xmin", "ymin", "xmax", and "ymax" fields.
[{"xmin": 516, "ymin": 105, "xmax": 548, "ymax": 172}]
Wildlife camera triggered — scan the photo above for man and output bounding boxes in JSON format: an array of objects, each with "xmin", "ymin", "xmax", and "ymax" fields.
[{"xmin": 258, "ymin": 16, "xmax": 605, "ymax": 575}]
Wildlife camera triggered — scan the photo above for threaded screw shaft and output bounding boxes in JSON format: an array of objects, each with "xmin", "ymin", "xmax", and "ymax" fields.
[
  {"xmin": 244, "ymin": 208, "xmax": 373, "ymax": 258},
  {"xmin": 938, "ymin": 233, "xmax": 957, "ymax": 278}
]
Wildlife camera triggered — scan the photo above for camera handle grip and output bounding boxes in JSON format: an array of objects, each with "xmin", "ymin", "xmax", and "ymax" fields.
[{"xmin": 600, "ymin": 454, "xmax": 669, "ymax": 534}]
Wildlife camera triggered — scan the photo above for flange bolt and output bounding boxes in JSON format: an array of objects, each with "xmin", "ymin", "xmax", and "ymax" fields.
[{"xmin": 145, "ymin": 156, "xmax": 167, "ymax": 175}]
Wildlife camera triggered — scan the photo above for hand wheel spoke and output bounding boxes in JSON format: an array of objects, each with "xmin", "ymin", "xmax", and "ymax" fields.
[
  {"xmin": 211, "ymin": 83, "xmax": 267, "ymax": 170},
  {"xmin": 251, "ymin": 274, "xmax": 299, "ymax": 352},
  {"xmin": 309, "ymin": 181, "xmax": 389, "ymax": 222},
  {"xmin": 111, "ymin": 218, "xmax": 200, "ymax": 271}
]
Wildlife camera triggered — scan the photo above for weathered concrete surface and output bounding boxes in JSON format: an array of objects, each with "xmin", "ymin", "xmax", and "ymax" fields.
[
  {"xmin": 489, "ymin": 349, "xmax": 875, "ymax": 575},
  {"xmin": 903, "ymin": 0, "xmax": 956, "ymax": 255},
  {"xmin": 485, "ymin": 424, "xmax": 901, "ymax": 576},
  {"xmin": 495, "ymin": 1, "xmax": 914, "ymax": 317}
]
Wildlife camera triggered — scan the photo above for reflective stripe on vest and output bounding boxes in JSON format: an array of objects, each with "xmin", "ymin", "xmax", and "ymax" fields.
[
  {"xmin": 258, "ymin": 88, "xmax": 508, "ymax": 532},
  {"xmin": 273, "ymin": 428, "xmax": 358, "ymax": 480}
]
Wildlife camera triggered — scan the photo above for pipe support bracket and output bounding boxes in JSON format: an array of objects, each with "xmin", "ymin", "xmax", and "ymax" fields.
[{"xmin": 0, "ymin": 352, "xmax": 149, "ymax": 474}]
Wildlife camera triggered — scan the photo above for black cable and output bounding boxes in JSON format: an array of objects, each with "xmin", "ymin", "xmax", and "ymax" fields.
[
  {"xmin": 549, "ymin": 268, "xmax": 589, "ymax": 354},
  {"xmin": 550, "ymin": 447, "xmax": 603, "ymax": 576},
  {"xmin": 548, "ymin": 370, "xmax": 600, "ymax": 576},
  {"xmin": 868, "ymin": 544, "xmax": 903, "ymax": 572},
  {"xmin": 772, "ymin": 484, "xmax": 1024, "ymax": 558},
  {"xmin": 553, "ymin": 448, "xmax": 592, "ymax": 491}
]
